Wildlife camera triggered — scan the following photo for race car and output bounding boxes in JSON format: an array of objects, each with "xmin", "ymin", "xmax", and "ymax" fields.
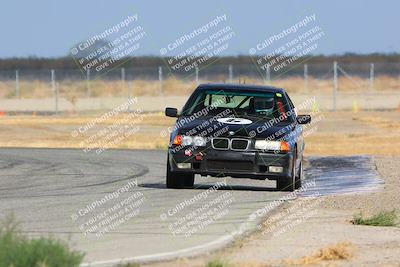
[{"xmin": 165, "ymin": 83, "xmax": 311, "ymax": 191}]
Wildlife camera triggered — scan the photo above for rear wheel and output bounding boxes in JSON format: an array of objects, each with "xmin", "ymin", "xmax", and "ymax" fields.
[{"xmin": 166, "ymin": 157, "xmax": 194, "ymax": 189}]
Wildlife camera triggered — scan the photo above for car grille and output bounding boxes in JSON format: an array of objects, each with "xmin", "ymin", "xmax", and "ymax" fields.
[
  {"xmin": 231, "ymin": 139, "xmax": 249, "ymax": 150},
  {"xmin": 212, "ymin": 138, "xmax": 229, "ymax": 150},
  {"xmin": 211, "ymin": 138, "xmax": 250, "ymax": 151},
  {"xmin": 207, "ymin": 160, "xmax": 254, "ymax": 172}
]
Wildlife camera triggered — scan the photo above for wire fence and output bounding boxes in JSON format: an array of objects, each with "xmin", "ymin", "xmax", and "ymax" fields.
[
  {"xmin": 1, "ymin": 62, "xmax": 400, "ymax": 85},
  {"xmin": 0, "ymin": 62, "xmax": 399, "ymax": 113}
]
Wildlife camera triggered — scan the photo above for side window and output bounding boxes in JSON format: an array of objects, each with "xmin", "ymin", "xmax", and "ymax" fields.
[{"xmin": 285, "ymin": 93, "xmax": 297, "ymax": 117}]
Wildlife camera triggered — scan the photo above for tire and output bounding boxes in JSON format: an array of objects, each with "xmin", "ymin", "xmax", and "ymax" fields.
[
  {"xmin": 277, "ymin": 176, "xmax": 295, "ymax": 191},
  {"xmin": 166, "ymin": 157, "xmax": 194, "ymax": 189},
  {"xmin": 295, "ymin": 160, "xmax": 302, "ymax": 189},
  {"xmin": 277, "ymin": 149, "xmax": 297, "ymax": 192}
]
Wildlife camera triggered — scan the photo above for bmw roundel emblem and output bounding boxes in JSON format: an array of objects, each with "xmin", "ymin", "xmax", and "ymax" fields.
[
  {"xmin": 228, "ymin": 131, "xmax": 235, "ymax": 136},
  {"xmin": 217, "ymin": 117, "xmax": 252, "ymax": 125}
]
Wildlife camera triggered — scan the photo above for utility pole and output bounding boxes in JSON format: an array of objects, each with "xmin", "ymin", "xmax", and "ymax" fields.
[
  {"xmin": 304, "ymin": 64, "xmax": 308, "ymax": 93},
  {"xmin": 51, "ymin": 69, "xmax": 58, "ymax": 114},
  {"xmin": 158, "ymin": 66, "xmax": 163, "ymax": 95},
  {"xmin": 128, "ymin": 80, "xmax": 132, "ymax": 112},
  {"xmin": 333, "ymin": 61, "xmax": 337, "ymax": 112},
  {"xmin": 121, "ymin": 67, "xmax": 126, "ymax": 90},
  {"xmin": 86, "ymin": 68, "xmax": 91, "ymax": 97},
  {"xmin": 55, "ymin": 82, "xmax": 59, "ymax": 115},
  {"xmin": 195, "ymin": 66, "xmax": 199, "ymax": 85},
  {"xmin": 266, "ymin": 65, "xmax": 271, "ymax": 84},
  {"xmin": 369, "ymin": 63, "xmax": 374, "ymax": 92},
  {"xmin": 228, "ymin": 64, "xmax": 233, "ymax": 83},
  {"xmin": 51, "ymin": 69, "xmax": 55, "ymax": 98},
  {"xmin": 15, "ymin": 70, "xmax": 19, "ymax": 98}
]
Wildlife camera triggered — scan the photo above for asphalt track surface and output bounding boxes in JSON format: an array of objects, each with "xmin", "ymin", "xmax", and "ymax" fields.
[{"xmin": 0, "ymin": 148, "xmax": 383, "ymax": 266}]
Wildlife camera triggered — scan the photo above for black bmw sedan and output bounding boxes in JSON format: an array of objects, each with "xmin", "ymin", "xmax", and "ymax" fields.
[{"xmin": 165, "ymin": 83, "xmax": 311, "ymax": 191}]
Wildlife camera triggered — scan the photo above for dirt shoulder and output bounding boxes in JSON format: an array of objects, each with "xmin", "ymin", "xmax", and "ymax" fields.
[{"xmin": 142, "ymin": 155, "xmax": 400, "ymax": 267}]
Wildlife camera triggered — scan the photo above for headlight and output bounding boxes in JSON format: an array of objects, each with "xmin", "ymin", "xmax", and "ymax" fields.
[
  {"xmin": 255, "ymin": 140, "xmax": 281, "ymax": 150},
  {"xmin": 193, "ymin": 136, "xmax": 207, "ymax": 146},
  {"xmin": 255, "ymin": 140, "xmax": 290, "ymax": 152},
  {"xmin": 180, "ymin": 135, "xmax": 207, "ymax": 147},
  {"xmin": 181, "ymin": 135, "xmax": 193, "ymax": 146}
]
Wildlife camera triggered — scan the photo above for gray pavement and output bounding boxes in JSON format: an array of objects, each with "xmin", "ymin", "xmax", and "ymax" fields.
[{"xmin": 0, "ymin": 148, "xmax": 383, "ymax": 266}]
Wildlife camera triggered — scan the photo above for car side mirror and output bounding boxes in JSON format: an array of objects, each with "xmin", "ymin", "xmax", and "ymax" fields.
[
  {"xmin": 297, "ymin": 114, "xmax": 311, "ymax": 124},
  {"xmin": 165, "ymin": 107, "xmax": 178, "ymax": 117}
]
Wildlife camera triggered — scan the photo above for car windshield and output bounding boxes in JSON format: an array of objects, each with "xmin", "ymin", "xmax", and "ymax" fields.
[{"xmin": 181, "ymin": 89, "xmax": 292, "ymax": 121}]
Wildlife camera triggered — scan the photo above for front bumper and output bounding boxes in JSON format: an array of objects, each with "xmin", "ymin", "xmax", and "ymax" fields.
[{"xmin": 168, "ymin": 146, "xmax": 294, "ymax": 180}]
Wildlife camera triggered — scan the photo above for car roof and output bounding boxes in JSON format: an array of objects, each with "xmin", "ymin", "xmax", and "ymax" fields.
[{"xmin": 196, "ymin": 83, "xmax": 286, "ymax": 94}]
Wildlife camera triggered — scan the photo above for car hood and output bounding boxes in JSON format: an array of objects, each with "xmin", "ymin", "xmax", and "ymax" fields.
[{"xmin": 176, "ymin": 116, "xmax": 294, "ymax": 140}]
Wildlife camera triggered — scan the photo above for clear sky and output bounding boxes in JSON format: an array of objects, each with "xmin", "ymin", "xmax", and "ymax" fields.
[{"xmin": 1, "ymin": 0, "xmax": 399, "ymax": 58}]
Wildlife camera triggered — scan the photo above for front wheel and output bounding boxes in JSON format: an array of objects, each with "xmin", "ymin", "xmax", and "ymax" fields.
[
  {"xmin": 166, "ymin": 158, "xmax": 194, "ymax": 189},
  {"xmin": 295, "ymin": 160, "xmax": 302, "ymax": 189},
  {"xmin": 277, "ymin": 176, "xmax": 295, "ymax": 192},
  {"xmin": 277, "ymin": 150, "xmax": 297, "ymax": 192}
]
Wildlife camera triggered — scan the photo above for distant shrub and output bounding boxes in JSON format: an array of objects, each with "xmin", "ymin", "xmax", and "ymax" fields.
[
  {"xmin": 206, "ymin": 259, "xmax": 232, "ymax": 267},
  {"xmin": 0, "ymin": 215, "xmax": 85, "ymax": 267},
  {"xmin": 352, "ymin": 210, "xmax": 398, "ymax": 227}
]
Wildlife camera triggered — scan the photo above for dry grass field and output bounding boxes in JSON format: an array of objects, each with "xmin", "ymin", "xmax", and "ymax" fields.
[{"xmin": 0, "ymin": 110, "xmax": 399, "ymax": 156}]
